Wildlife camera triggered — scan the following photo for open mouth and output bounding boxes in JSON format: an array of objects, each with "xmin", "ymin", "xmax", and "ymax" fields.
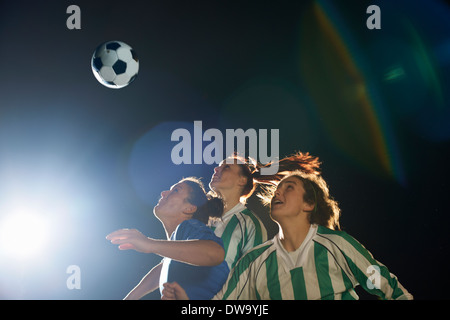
[{"xmin": 271, "ymin": 199, "xmax": 283, "ymax": 206}]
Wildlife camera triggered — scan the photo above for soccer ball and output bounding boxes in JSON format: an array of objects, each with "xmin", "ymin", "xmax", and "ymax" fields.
[{"xmin": 91, "ymin": 41, "xmax": 139, "ymax": 89}]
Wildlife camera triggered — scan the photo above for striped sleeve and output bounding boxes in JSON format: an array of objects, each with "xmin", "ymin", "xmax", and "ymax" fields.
[
  {"xmin": 218, "ymin": 209, "xmax": 268, "ymax": 271},
  {"xmin": 240, "ymin": 209, "xmax": 268, "ymax": 254},
  {"xmin": 214, "ymin": 243, "xmax": 273, "ymax": 300},
  {"xmin": 317, "ymin": 227, "xmax": 413, "ymax": 300}
]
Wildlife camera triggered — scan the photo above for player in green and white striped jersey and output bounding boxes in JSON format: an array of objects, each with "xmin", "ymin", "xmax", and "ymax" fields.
[
  {"xmin": 208, "ymin": 152, "xmax": 323, "ymax": 271},
  {"xmin": 214, "ymin": 171, "xmax": 413, "ymax": 300},
  {"xmin": 210, "ymin": 202, "xmax": 266, "ymax": 271},
  {"xmin": 209, "ymin": 155, "xmax": 268, "ymax": 270}
]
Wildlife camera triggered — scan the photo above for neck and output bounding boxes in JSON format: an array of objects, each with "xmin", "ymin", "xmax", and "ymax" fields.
[
  {"xmin": 161, "ymin": 217, "xmax": 186, "ymax": 239},
  {"xmin": 277, "ymin": 215, "xmax": 311, "ymax": 252},
  {"xmin": 224, "ymin": 198, "xmax": 241, "ymax": 213},
  {"xmin": 216, "ymin": 189, "xmax": 242, "ymax": 213}
]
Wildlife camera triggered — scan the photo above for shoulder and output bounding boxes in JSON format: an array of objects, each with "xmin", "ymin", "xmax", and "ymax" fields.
[
  {"xmin": 234, "ymin": 239, "xmax": 275, "ymax": 269},
  {"xmin": 175, "ymin": 219, "xmax": 221, "ymax": 242},
  {"xmin": 315, "ymin": 225, "xmax": 373, "ymax": 259},
  {"xmin": 238, "ymin": 207, "xmax": 265, "ymax": 228},
  {"xmin": 221, "ymin": 205, "xmax": 264, "ymax": 231},
  {"xmin": 240, "ymin": 208, "xmax": 260, "ymax": 220},
  {"xmin": 176, "ymin": 218, "xmax": 203, "ymax": 233},
  {"xmin": 316, "ymin": 225, "xmax": 362, "ymax": 245}
]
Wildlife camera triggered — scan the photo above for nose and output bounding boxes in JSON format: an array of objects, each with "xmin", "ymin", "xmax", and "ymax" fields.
[
  {"xmin": 274, "ymin": 188, "xmax": 281, "ymax": 197},
  {"xmin": 161, "ymin": 190, "xmax": 169, "ymax": 197},
  {"xmin": 214, "ymin": 166, "xmax": 221, "ymax": 174}
]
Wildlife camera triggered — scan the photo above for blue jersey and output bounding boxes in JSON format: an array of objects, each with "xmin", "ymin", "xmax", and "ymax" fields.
[{"xmin": 159, "ymin": 219, "xmax": 230, "ymax": 300}]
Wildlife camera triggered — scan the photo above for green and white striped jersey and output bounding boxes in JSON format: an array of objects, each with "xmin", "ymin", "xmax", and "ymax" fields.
[
  {"xmin": 210, "ymin": 202, "xmax": 268, "ymax": 271},
  {"xmin": 215, "ymin": 224, "xmax": 413, "ymax": 300}
]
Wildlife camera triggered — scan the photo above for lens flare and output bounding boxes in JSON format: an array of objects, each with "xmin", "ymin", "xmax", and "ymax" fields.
[
  {"xmin": 0, "ymin": 211, "xmax": 50, "ymax": 260},
  {"xmin": 298, "ymin": 0, "xmax": 406, "ymax": 184}
]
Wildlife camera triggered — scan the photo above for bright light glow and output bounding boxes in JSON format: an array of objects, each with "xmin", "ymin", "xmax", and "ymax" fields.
[{"xmin": 0, "ymin": 211, "xmax": 50, "ymax": 260}]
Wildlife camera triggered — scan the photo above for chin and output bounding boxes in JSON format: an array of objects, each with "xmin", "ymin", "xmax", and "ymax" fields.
[
  {"xmin": 269, "ymin": 207, "xmax": 284, "ymax": 222},
  {"xmin": 209, "ymin": 182, "xmax": 220, "ymax": 192},
  {"xmin": 269, "ymin": 209, "xmax": 278, "ymax": 221},
  {"xmin": 153, "ymin": 206, "xmax": 161, "ymax": 218},
  {"xmin": 210, "ymin": 179, "xmax": 219, "ymax": 187}
]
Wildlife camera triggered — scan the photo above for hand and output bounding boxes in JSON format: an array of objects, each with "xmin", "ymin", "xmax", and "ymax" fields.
[
  {"xmin": 161, "ymin": 282, "xmax": 189, "ymax": 300},
  {"xmin": 106, "ymin": 228, "xmax": 153, "ymax": 253}
]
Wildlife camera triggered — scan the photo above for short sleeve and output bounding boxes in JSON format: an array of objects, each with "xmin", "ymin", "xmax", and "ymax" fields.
[{"xmin": 173, "ymin": 219, "xmax": 224, "ymax": 246}]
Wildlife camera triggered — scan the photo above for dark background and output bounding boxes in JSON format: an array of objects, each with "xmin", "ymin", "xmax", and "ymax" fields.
[{"xmin": 0, "ymin": 0, "xmax": 449, "ymax": 299}]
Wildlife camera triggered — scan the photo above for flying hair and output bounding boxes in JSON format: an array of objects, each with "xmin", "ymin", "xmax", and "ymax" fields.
[
  {"xmin": 253, "ymin": 151, "xmax": 322, "ymax": 185},
  {"xmin": 259, "ymin": 170, "xmax": 341, "ymax": 231},
  {"xmin": 219, "ymin": 151, "xmax": 322, "ymax": 203}
]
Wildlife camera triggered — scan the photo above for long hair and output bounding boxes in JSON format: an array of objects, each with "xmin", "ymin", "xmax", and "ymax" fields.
[
  {"xmin": 259, "ymin": 170, "xmax": 341, "ymax": 230},
  {"xmin": 222, "ymin": 151, "xmax": 322, "ymax": 202},
  {"xmin": 181, "ymin": 177, "xmax": 224, "ymax": 224},
  {"xmin": 254, "ymin": 151, "xmax": 322, "ymax": 185}
]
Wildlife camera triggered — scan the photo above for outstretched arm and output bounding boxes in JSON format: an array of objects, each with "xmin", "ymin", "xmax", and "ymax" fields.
[
  {"xmin": 107, "ymin": 229, "xmax": 225, "ymax": 266},
  {"xmin": 124, "ymin": 262, "xmax": 162, "ymax": 300}
]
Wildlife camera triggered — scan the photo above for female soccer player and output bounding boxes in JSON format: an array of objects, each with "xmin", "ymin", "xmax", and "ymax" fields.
[
  {"xmin": 208, "ymin": 151, "xmax": 322, "ymax": 270},
  {"xmin": 216, "ymin": 171, "xmax": 413, "ymax": 300},
  {"xmin": 163, "ymin": 169, "xmax": 413, "ymax": 300},
  {"xmin": 208, "ymin": 154, "xmax": 267, "ymax": 270},
  {"xmin": 106, "ymin": 177, "xmax": 229, "ymax": 300}
]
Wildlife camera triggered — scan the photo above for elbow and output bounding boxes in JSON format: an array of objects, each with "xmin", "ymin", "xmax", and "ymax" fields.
[{"xmin": 206, "ymin": 242, "xmax": 226, "ymax": 266}]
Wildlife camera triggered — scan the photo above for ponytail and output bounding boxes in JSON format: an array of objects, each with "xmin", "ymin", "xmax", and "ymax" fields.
[
  {"xmin": 254, "ymin": 152, "xmax": 324, "ymax": 209},
  {"xmin": 181, "ymin": 177, "xmax": 224, "ymax": 224},
  {"xmin": 195, "ymin": 196, "xmax": 223, "ymax": 224},
  {"xmin": 254, "ymin": 151, "xmax": 322, "ymax": 185},
  {"xmin": 224, "ymin": 151, "xmax": 322, "ymax": 201}
]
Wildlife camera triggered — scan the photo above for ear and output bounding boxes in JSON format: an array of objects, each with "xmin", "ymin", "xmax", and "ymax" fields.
[
  {"xmin": 182, "ymin": 204, "xmax": 197, "ymax": 216},
  {"xmin": 237, "ymin": 175, "xmax": 248, "ymax": 188},
  {"xmin": 303, "ymin": 201, "xmax": 315, "ymax": 213}
]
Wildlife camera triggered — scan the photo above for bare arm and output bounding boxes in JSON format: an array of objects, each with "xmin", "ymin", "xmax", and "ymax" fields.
[
  {"xmin": 124, "ymin": 262, "xmax": 162, "ymax": 300},
  {"xmin": 149, "ymin": 238, "xmax": 225, "ymax": 266},
  {"xmin": 107, "ymin": 229, "xmax": 225, "ymax": 266}
]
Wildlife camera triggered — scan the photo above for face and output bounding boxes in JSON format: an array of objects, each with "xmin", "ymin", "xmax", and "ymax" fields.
[
  {"xmin": 154, "ymin": 182, "xmax": 195, "ymax": 220},
  {"xmin": 209, "ymin": 160, "xmax": 246, "ymax": 194},
  {"xmin": 270, "ymin": 176, "xmax": 313, "ymax": 222}
]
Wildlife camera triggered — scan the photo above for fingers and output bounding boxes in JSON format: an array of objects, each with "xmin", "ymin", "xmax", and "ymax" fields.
[
  {"xmin": 106, "ymin": 228, "xmax": 138, "ymax": 241},
  {"xmin": 109, "ymin": 237, "xmax": 130, "ymax": 245},
  {"xmin": 106, "ymin": 228, "xmax": 153, "ymax": 254},
  {"xmin": 161, "ymin": 282, "xmax": 182, "ymax": 300},
  {"xmin": 106, "ymin": 229, "xmax": 140, "ymax": 251},
  {"xmin": 161, "ymin": 282, "xmax": 189, "ymax": 300},
  {"xmin": 118, "ymin": 243, "xmax": 136, "ymax": 250},
  {"xmin": 106, "ymin": 229, "xmax": 143, "ymax": 245},
  {"xmin": 161, "ymin": 283, "xmax": 176, "ymax": 300},
  {"xmin": 163, "ymin": 282, "xmax": 178, "ymax": 290}
]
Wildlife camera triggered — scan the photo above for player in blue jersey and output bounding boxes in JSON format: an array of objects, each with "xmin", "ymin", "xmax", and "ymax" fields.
[{"xmin": 106, "ymin": 177, "xmax": 229, "ymax": 300}]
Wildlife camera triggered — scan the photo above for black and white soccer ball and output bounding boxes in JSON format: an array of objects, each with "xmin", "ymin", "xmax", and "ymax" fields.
[{"xmin": 91, "ymin": 41, "xmax": 139, "ymax": 89}]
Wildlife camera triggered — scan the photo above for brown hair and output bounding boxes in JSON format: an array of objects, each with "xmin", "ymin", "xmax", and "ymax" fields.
[
  {"xmin": 225, "ymin": 153, "xmax": 259, "ymax": 200},
  {"xmin": 180, "ymin": 177, "xmax": 224, "ymax": 224},
  {"xmin": 260, "ymin": 171, "xmax": 341, "ymax": 230},
  {"xmin": 224, "ymin": 151, "xmax": 322, "ymax": 201}
]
